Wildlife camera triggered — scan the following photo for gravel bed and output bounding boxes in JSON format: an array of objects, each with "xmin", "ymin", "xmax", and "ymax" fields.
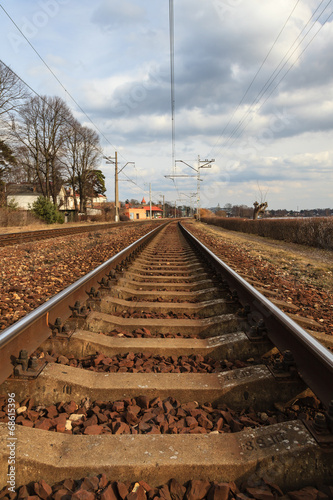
[
  {"xmin": 184, "ymin": 222, "xmax": 333, "ymax": 335},
  {"xmin": 35, "ymin": 350, "xmax": 248, "ymax": 374},
  {"xmin": 0, "ymin": 224, "xmax": 158, "ymax": 331},
  {"xmin": 112, "ymin": 311, "xmax": 199, "ymax": 320},
  {"xmin": 0, "ymin": 392, "xmax": 321, "ymax": 437},
  {"xmin": 126, "ymin": 297, "xmax": 199, "ymax": 303},
  {"xmin": 1, "ymin": 475, "xmax": 332, "ymax": 500},
  {"xmin": 105, "ymin": 328, "xmax": 196, "ymax": 339}
]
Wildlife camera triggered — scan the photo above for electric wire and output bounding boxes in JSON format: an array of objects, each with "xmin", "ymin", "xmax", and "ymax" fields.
[
  {"xmin": 210, "ymin": 0, "xmax": 332, "ymax": 160},
  {"xmin": 255, "ymin": 9, "xmax": 333, "ymax": 124},
  {"xmin": 0, "ymin": 57, "xmax": 147, "ymax": 204},
  {"xmin": 218, "ymin": 0, "xmax": 333, "ymax": 156},
  {"xmin": 169, "ymin": 0, "xmax": 176, "ymax": 175},
  {"xmin": 207, "ymin": 0, "xmax": 302, "ymax": 158},
  {"xmin": 0, "ymin": 3, "xmax": 130, "ymax": 163},
  {"xmin": 0, "ymin": 58, "xmax": 107, "ymax": 160}
]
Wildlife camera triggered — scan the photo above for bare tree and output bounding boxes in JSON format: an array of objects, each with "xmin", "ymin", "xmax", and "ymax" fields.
[
  {"xmin": 62, "ymin": 122, "xmax": 102, "ymax": 213},
  {"xmin": 0, "ymin": 61, "xmax": 28, "ymax": 119},
  {"xmin": 253, "ymin": 201, "xmax": 268, "ymax": 219},
  {"xmin": 76, "ymin": 126, "xmax": 101, "ymax": 213},
  {"xmin": 61, "ymin": 117, "xmax": 82, "ymax": 212},
  {"xmin": 253, "ymin": 181, "xmax": 268, "ymax": 219},
  {"xmin": 0, "ymin": 139, "xmax": 17, "ymax": 206},
  {"xmin": 12, "ymin": 95, "xmax": 72, "ymax": 203}
]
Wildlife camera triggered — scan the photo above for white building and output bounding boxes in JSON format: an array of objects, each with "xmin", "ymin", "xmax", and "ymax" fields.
[{"xmin": 6, "ymin": 184, "xmax": 43, "ymax": 209}]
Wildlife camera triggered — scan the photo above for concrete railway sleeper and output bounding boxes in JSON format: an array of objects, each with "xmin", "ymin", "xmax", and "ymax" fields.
[{"xmin": 0, "ymin": 221, "xmax": 332, "ymax": 497}]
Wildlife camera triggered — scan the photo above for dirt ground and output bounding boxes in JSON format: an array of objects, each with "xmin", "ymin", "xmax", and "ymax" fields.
[
  {"xmin": 190, "ymin": 221, "xmax": 333, "ymax": 294},
  {"xmin": 0, "ymin": 221, "xmax": 112, "ymax": 234},
  {"xmin": 182, "ymin": 221, "xmax": 333, "ymax": 339}
]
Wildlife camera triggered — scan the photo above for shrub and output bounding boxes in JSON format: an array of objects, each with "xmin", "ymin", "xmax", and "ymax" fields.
[
  {"xmin": 6, "ymin": 198, "xmax": 19, "ymax": 211},
  {"xmin": 200, "ymin": 217, "xmax": 333, "ymax": 250},
  {"xmin": 0, "ymin": 208, "xmax": 41, "ymax": 227},
  {"xmin": 30, "ymin": 196, "xmax": 64, "ymax": 224},
  {"xmin": 120, "ymin": 214, "xmax": 130, "ymax": 221}
]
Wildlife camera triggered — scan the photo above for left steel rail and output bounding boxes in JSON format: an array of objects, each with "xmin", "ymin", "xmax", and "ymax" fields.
[
  {"xmin": 0, "ymin": 220, "xmax": 162, "ymax": 247},
  {"xmin": 0, "ymin": 223, "xmax": 167, "ymax": 384}
]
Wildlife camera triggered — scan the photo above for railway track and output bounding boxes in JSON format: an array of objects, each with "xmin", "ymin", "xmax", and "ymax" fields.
[
  {"xmin": 0, "ymin": 221, "xmax": 332, "ymax": 498},
  {"xmin": 0, "ymin": 220, "xmax": 161, "ymax": 247}
]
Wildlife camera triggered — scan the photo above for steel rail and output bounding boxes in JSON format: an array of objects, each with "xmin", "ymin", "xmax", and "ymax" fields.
[
  {"xmin": 0, "ymin": 220, "xmax": 163, "ymax": 247},
  {"xmin": 180, "ymin": 222, "xmax": 333, "ymax": 408},
  {"xmin": 0, "ymin": 222, "xmax": 168, "ymax": 383}
]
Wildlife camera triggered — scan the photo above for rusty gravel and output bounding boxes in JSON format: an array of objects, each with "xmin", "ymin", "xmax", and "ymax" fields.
[
  {"xmin": 0, "ymin": 224, "xmax": 158, "ymax": 331},
  {"xmin": 105, "ymin": 327, "xmax": 196, "ymax": 339},
  {"xmin": 184, "ymin": 222, "xmax": 333, "ymax": 335},
  {"xmin": 0, "ymin": 392, "xmax": 322, "ymax": 438},
  {"xmin": 35, "ymin": 350, "xmax": 249, "ymax": 373},
  {"xmin": 1, "ymin": 475, "xmax": 332, "ymax": 500}
]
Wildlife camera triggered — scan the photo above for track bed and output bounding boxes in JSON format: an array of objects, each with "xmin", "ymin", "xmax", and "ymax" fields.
[{"xmin": 0, "ymin": 222, "xmax": 332, "ymax": 498}]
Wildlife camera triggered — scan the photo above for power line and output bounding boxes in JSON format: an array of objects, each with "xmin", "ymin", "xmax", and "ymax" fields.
[
  {"xmin": 1, "ymin": 57, "xmax": 155, "ymax": 200},
  {"xmin": 210, "ymin": 0, "xmax": 333, "ymax": 159},
  {"xmin": 207, "ymin": 0, "xmax": 302, "ymax": 158},
  {"xmin": 219, "ymin": 0, "xmax": 333, "ymax": 155},
  {"xmin": 169, "ymin": 0, "xmax": 176, "ymax": 175},
  {"xmin": 257, "ymin": 8, "xmax": 333, "ymax": 114},
  {"xmin": 0, "ymin": 3, "xmax": 129, "ymax": 162},
  {"xmin": 0, "ymin": 58, "xmax": 107, "ymax": 158}
]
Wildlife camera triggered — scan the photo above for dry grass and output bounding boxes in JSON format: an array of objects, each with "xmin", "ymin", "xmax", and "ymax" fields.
[{"xmin": 196, "ymin": 221, "xmax": 333, "ymax": 294}]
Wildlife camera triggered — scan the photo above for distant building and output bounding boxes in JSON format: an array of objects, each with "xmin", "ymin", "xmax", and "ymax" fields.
[
  {"xmin": 6, "ymin": 183, "xmax": 43, "ymax": 209},
  {"xmin": 124, "ymin": 197, "xmax": 163, "ymax": 220},
  {"xmin": 57, "ymin": 187, "xmax": 107, "ymax": 212},
  {"xmin": 6, "ymin": 183, "xmax": 107, "ymax": 216}
]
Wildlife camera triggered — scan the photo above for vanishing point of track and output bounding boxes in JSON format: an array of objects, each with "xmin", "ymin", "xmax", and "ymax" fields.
[{"xmin": 0, "ymin": 221, "xmax": 332, "ymax": 494}]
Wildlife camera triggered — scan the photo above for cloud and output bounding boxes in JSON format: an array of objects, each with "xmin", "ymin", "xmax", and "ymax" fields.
[
  {"xmin": 91, "ymin": 0, "xmax": 145, "ymax": 30},
  {"xmin": 1, "ymin": 0, "xmax": 333, "ymax": 209}
]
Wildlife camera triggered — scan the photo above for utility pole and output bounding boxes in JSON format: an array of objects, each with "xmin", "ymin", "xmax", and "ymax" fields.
[
  {"xmin": 104, "ymin": 153, "xmax": 134, "ymax": 223},
  {"xmin": 114, "ymin": 151, "xmax": 119, "ymax": 222},
  {"xmin": 165, "ymin": 156, "xmax": 214, "ymax": 221},
  {"xmin": 197, "ymin": 156, "xmax": 201, "ymax": 222},
  {"xmin": 163, "ymin": 195, "xmax": 165, "ymax": 218},
  {"xmin": 149, "ymin": 183, "xmax": 152, "ymax": 220}
]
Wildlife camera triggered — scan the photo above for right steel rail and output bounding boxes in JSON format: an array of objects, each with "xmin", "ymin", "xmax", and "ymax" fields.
[{"xmin": 180, "ymin": 222, "xmax": 333, "ymax": 408}]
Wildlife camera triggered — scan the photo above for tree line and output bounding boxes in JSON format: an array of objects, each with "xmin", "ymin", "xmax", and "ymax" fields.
[{"xmin": 0, "ymin": 61, "xmax": 105, "ymax": 213}]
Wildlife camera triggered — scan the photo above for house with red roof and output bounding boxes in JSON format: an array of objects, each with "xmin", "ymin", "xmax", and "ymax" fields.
[{"xmin": 124, "ymin": 197, "xmax": 163, "ymax": 220}]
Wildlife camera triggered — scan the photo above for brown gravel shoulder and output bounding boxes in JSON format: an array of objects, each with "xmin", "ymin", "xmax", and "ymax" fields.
[
  {"xmin": 0, "ymin": 221, "xmax": 106, "ymax": 234},
  {"xmin": 0, "ymin": 224, "xmax": 158, "ymax": 331},
  {"xmin": 183, "ymin": 221, "xmax": 333, "ymax": 336},
  {"xmin": 0, "ymin": 219, "xmax": 155, "ymax": 235},
  {"xmin": 192, "ymin": 221, "xmax": 333, "ymax": 291}
]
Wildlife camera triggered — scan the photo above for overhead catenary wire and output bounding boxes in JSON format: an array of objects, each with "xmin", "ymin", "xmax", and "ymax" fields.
[
  {"xmin": 0, "ymin": 57, "xmax": 146, "ymax": 203},
  {"xmin": 169, "ymin": 0, "xmax": 176, "ymax": 175},
  {"xmin": 0, "ymin": 2, "xmax": 130, "ymax": 163},
  {"xmin": 0, "ymin": 58, "xmax": 107, "ymax": 160},
  {"xmin": 256, "ymin": 9, "xmax": 333, "ymax": 119},
  {"xmin": 207, "ymin": 0, "xmax": 302, "ymax": 159},
  {"xmin": 220, "ymin": 0, "xmax": 333, "ymax": 155},
  {"xmin": 209, "ymin": 0, "xmax": 333, "ymax": 160}
]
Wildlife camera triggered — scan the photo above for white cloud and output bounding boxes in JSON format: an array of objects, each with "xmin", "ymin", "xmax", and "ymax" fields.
[
  {"xmin": 0, "ymin": 0, "xmax": 333, "ymax": 208},
  {"xmin": 91, "ymin": 0, "xmax": 145, "ymax": 29}
]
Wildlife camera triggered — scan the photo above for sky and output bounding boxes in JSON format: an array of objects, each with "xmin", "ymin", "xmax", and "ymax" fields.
[{"xmin": 0, "ymin": 0, "xmax": 333, "ymax": 210}]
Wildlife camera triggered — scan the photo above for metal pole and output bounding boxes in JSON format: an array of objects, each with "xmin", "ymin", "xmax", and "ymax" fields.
[
  {"xmin": 163, "ymin": 195, "xmax": 165, "ymax": 218},
  {"xmin": 197, "ymin": 155, "xmax": 201, "ymax": 221},
  {"xmin": 115, "ymin": 151, "xmax": 119, "ymax": 222},
  {"xmin": 149, "ymin": 183, "xmax": 152, "ymax": 219}
]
